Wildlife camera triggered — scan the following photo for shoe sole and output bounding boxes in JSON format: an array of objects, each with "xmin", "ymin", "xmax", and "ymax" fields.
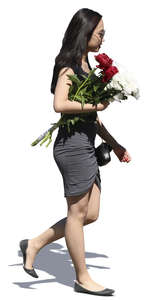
[{"xmin": 74, "ymin": 280, "xmax": 115, "ymax": 296}]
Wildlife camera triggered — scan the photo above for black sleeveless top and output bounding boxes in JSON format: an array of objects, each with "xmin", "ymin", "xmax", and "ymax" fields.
[{"xmin": 60, "ymin": 61, "xmax": 97, "ymax": 123}]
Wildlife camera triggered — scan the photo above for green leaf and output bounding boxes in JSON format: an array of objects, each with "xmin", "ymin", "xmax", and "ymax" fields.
[
  {"xmin": 70, "ymin": 119, "xmax": 75, "ymax": 125},
  {"xmin": 66, "ymin": 74, "xmax": 81, "ymax": 86},
  {"xmin": 80, "ymin": 74, "xmax": 88, "ymax": 79}
]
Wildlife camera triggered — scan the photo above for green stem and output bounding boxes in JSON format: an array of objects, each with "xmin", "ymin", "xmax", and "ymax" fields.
[{"xmin": 73, "ymin": 68, "xmax": 97, "ymax": 100}]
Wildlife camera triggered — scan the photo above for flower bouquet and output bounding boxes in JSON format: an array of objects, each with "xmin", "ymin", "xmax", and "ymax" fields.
[{"xmin": 31, "ymin": 53, "xmax": 140, "ymax": 147}]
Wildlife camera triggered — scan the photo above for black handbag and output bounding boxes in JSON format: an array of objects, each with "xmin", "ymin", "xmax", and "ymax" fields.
[{"xmin": 95, "ymin": 139, "xmax": 113, "ymax": 166}]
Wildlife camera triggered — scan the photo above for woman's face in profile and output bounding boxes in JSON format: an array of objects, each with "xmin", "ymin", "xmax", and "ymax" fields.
[{"xmin": 88, "ymin": 18, "xmax": 105, "ymax": 52}]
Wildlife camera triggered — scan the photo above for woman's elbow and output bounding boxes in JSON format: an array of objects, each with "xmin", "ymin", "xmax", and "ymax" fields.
[
  {"xmin": 53, "ymin": 103, "xmax": 62, "ymax": 113},
  {"xmin": 54, "ymin": 106, "xmax": 60, "ymax": 113}
]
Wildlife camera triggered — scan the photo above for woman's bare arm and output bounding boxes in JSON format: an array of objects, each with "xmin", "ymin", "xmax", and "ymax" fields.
[
  {"xmin": 95, "ymin": 115, "xmax": 121, "ymax": 149},
  {"xmin": 56, "ymin": 98, "xmax": 110, "ymax": 113},
  {"xmin": 53, "ymin": 67, "xmax": 110, "ymax": 114}
]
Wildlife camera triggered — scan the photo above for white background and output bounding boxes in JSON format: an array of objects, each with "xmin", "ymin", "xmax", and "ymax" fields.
[{"xmin": 1, "ymin": 0, "xmax": 147, "ymax": 298}]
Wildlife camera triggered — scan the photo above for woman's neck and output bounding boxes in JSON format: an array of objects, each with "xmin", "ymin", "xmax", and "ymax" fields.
[{"xmin": 81, "ymin": 51, "xmax": 89, "ymax": 63}]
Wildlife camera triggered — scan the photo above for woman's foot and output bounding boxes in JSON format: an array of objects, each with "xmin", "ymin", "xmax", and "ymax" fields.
[
  {"xmin": 76, "ymin": 274, "xmax": 106, "ymax": 292},
  {"xmin": 24, "ymin": 239, "xmax": 40, "ymax": 269}
]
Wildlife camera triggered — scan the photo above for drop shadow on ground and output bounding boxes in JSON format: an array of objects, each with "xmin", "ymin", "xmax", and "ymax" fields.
[{"xmin": 10, "ymin": 242, "xmax": 110, "ymax": 290}]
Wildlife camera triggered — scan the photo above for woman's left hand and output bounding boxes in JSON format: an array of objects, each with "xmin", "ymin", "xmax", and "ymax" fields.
[{"xmin": 113, "ymin": 144, "xmax": 132, "ymax": 163}]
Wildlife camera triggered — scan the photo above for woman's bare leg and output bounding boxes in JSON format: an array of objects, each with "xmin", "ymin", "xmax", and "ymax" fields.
[
  {"xmin": 24, "ymin": 184, "xmax": 106, "ymax": 290},
  {"xmin": 24, "ymin": 183, "xmax": 100, "ymax": 265},
  {"xmin": 63, "ymin": 185, "xmax": 106, "ymax": 291},
  {"xmin": 65, "ymin": 190, "xmax": 90, "ymax": 281},
  {"xmin": 24, "ymin": 184, "xmax": 105, "ymax": 290},
  {"xmin": 24, "ymin": 217, "xmax": 90, "ymax": 269}
]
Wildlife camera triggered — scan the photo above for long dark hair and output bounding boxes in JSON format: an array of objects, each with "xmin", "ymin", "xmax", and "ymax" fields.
[{"xmin": 50, "ymin": 8, "xmax": 102, "ymax": 94}]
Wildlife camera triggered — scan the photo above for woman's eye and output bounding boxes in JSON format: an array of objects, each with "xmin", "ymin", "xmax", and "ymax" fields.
[{"xmin": 98, "ymin": 31, "xmax": 105, "ymax": 38}]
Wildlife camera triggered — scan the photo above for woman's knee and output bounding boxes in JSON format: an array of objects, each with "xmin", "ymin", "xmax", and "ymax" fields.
[
  {"xmin": 84, "ymin": 212, "xmax": 99, "ymax": 224},
  {"xmin": 84, "ymin": 182, "xmax": 101, "ymax": 224}
]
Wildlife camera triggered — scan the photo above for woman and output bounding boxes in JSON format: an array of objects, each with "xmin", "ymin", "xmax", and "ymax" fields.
[{"xmin": 20, "ymin": 8, "xmax": 131, "ymax": 296}]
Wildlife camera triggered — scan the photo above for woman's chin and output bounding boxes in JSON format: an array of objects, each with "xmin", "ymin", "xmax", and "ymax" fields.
[{"xmin": 89, "ymin": 46, "xmax": 101, "ymax": 53}]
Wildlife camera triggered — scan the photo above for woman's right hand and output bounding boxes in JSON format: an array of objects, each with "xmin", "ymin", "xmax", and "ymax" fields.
[{"xmin": 97, "ymin": 100, "xmax": 110, "ymax": 111}]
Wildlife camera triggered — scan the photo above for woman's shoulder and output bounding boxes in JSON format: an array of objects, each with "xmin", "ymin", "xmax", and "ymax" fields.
[
  {"xmin": 58, "ymin": 65, "xmax": 75, "ymax": 76},
  {"xmin": 61, "ymin": 63, "xmax": 83, "ymax": 75}
]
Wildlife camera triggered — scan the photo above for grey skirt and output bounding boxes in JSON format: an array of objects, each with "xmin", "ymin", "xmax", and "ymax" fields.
[{"xmin": 53, "ymin": 120, "xmax": 101, "ymax": 198}]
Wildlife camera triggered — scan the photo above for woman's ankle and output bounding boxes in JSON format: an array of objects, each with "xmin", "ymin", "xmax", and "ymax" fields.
[{"xmin": 76, "ymin": 271, "xmax": 92, "ymax": 284}]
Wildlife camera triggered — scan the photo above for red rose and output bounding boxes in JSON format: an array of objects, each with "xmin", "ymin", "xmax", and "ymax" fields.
[
  {"xmin": 102, "ymin": 66, "xmax": 119, "ymax": 82},
  {"xmin": 95, "ymin": 53, "xmax": 113, "ymax": 70}
]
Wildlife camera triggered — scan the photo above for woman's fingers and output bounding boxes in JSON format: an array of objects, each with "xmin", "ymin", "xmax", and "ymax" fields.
[
  {"xmin": 121, "ymin": 152, "xmax": 131, "ymax": 162},
  {"xmin": 98, "ymin": 100, "xmax": 110, "ymax": 111}
]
